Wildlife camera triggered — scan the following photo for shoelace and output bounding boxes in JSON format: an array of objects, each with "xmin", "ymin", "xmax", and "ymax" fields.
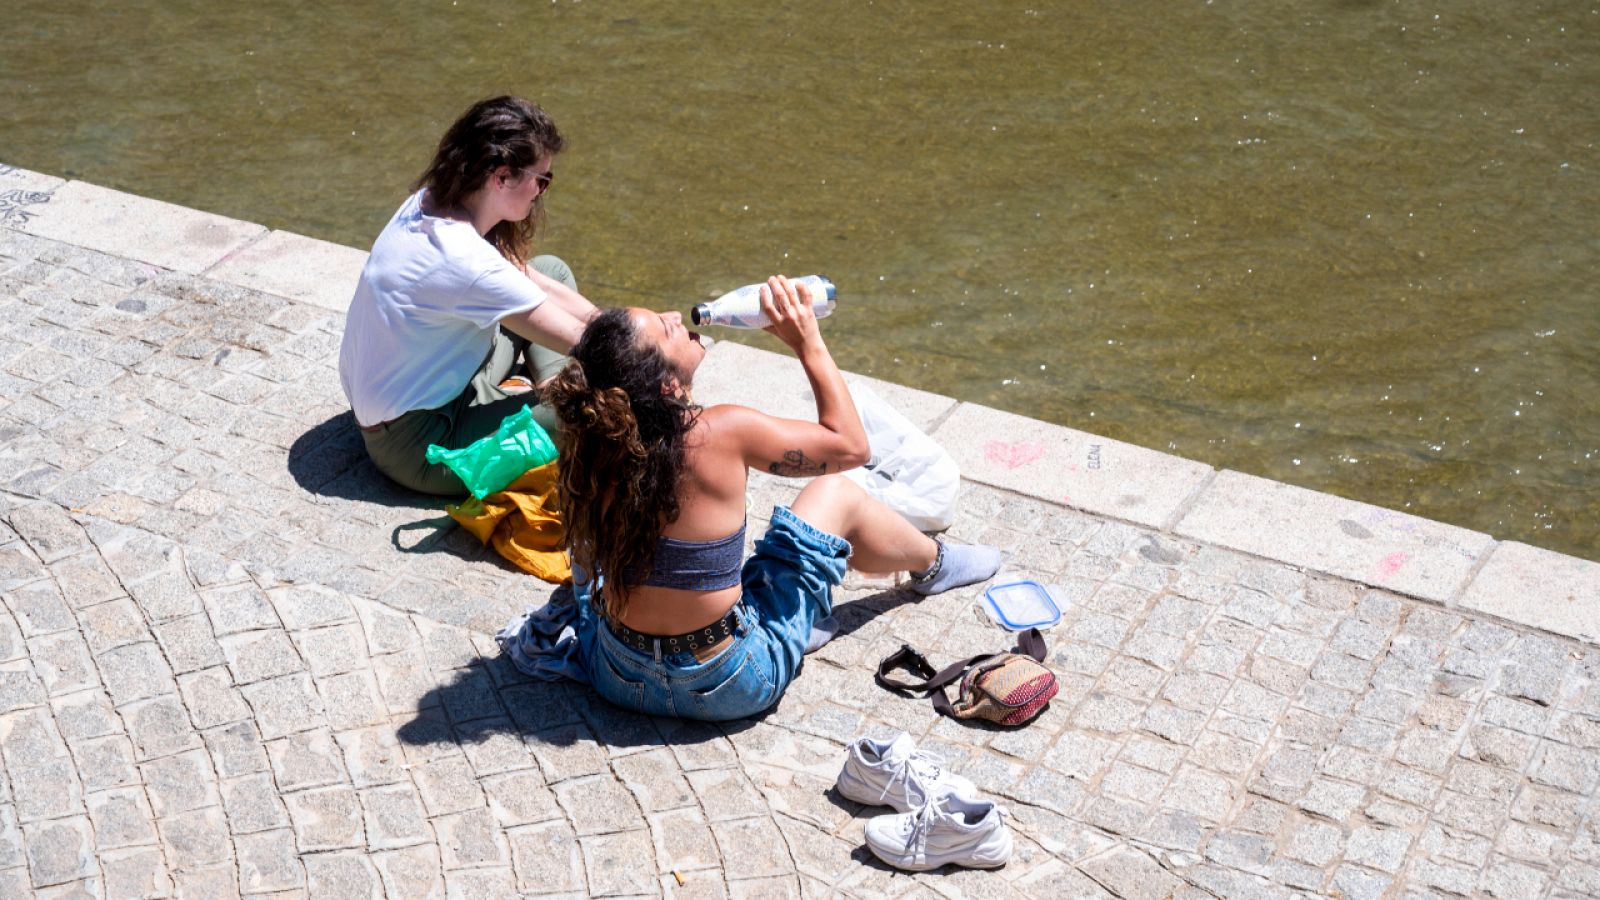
[
  {"xmin": 900, "ymin": 801, "xmax": 1007, "ymax": 853},
  {"xmin": 874, "ymin": 751, "xmax": 949, "ymax": 807},
  {"xmin": 901, "ymin": 800, "xmax": 942, "ymax": 853}
]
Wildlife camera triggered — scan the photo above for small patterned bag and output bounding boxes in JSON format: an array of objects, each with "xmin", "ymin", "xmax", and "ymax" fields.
[{"xmin": 875, "ymin": 628, "xmax": 1058, "ymax": 726}]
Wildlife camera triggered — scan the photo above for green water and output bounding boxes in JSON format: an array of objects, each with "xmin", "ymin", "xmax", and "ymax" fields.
[{"xmin": 4, "ymin": 1, "xmax": 1597, "ymax": 561}]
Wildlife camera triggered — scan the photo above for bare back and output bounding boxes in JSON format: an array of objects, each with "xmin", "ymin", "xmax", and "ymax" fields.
[{"xmin": 611, "ymin": 406, "xmax": 751, "ymax": 635}]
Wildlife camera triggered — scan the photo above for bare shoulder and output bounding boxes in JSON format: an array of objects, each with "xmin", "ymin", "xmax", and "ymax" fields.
[
  {"xmin": 682, "ymin": 406, "xmax": 752, "ymax": 503},
  {"xmin": 696, "ymin": 403, "xmax": 769, "ymax": 431},
  {"xmin": 699, "ymin": 402, "xmax": 792, "ymax": 456},
  {"xmin": 685, "ymin": 404, "xmax": 749, "ymax": 450}
]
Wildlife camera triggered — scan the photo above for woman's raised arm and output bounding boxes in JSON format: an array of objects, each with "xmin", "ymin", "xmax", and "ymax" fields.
[{"xmin": 710, "ymin": 276, "xmax": 869, "ymax": 477}]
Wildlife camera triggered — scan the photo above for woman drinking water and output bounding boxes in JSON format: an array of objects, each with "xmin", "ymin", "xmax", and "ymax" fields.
[{"xmin": 542, "ymin": 276, "xmax": 1002, "ymax": 721}]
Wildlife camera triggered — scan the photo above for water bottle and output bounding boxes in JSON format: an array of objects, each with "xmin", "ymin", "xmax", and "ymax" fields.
[{"xmin": 691, "ymin": 275, "xmax": 837, "ymax": 328}]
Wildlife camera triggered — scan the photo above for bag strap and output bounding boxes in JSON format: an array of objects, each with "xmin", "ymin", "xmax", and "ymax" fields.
[
  {"xmin": 875, "ymin": 645, "xmax": 980, "ymax": 693},
  {"xmin": 872, "ymin": 645, "xmax": 933, "ymax": 692},
  {"xmin": 874, "ymin": 628, "xmax": 1049, "ymax": 717},
  {"xmin": 1016, "ymin": 626, "xmax": 1046, "ymax": 662}
]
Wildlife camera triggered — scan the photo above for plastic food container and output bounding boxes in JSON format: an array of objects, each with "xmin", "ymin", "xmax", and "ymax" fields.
[{"xmin": 981, "ymin": 580, "xmax": 1062, "ymax": 630}]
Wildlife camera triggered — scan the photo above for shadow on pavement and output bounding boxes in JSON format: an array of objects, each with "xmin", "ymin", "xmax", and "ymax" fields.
[
  {"xmin": 392, "ymin": 582, "xmax": 939, "ymax": 755},
  {"xmin": 287, "ymin": 412, "xmax": 369, "ymax": 493},
  {"xmin": 394, "ymin": 660, "xmax": 770, "ymax": 755},
  {"xmin": 390, "ymin": 584, "xmax": 953, "ymax": 754},
  {"xmin": 389, "ymin": 516, "xmax": 472, "ymax": 557},
  {"xmin": 391, "ymin": 587, "xmax": 953, "ymax": 760},
  {"xmin": 288, "ymin": 412, "xmax": 506, "ymax": 565},
  {"xmin": 288, "ymin": 412, "xmax": 440, "ymax": 510},
  {"xmin": 828, "ymin": 589, "xmax": 922, "ymax": 642}
]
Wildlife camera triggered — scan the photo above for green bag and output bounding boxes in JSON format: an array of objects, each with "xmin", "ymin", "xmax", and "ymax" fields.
[{"xmin": 424, "ymin": 406, "xmax": 558, "ymax": 499}]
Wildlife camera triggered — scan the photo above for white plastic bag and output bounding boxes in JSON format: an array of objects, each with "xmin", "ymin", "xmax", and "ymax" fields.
[{"xmin": 842, "ymin": 381, "xmax": 961, "ymax": 531}]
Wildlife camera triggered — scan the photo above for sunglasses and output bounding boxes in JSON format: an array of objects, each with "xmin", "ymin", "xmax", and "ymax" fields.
[{"xmin": 533, "ymin": 170, "xmax": 554, "ymax": 193}]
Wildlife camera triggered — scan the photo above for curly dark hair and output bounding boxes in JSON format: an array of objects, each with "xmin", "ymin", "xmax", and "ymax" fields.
[
  {"xmin": 542, "ymin": 309, "xmax": 701, "ymax": 621},
  {"xmin": 414, "ymin": 95, "xmax": 565, "ymax": 266}
]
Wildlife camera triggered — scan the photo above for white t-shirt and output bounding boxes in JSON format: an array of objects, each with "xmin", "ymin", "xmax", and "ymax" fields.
[{"xmin": 339, "ymin": 190, "xmax": 548, "ymax": 427}]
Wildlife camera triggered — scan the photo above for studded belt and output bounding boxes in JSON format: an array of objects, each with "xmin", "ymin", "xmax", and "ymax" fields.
[{"xmin": 609, "ymin": 606, "xmax": 743, "ymax": 655}]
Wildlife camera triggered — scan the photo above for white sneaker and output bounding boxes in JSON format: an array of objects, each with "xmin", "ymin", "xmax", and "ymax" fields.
[
  {"xmin": 835, "ymin": 733, "xmax": 976, "ymax": 813},
  {"xmin": 864, "ymin": 793, "xmax": 1013, "ymax": 872}
]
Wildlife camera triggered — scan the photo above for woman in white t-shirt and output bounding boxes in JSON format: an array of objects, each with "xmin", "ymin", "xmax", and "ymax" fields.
[{"xmin": 339, "ymin": 95, "xmax": 600, "ymax": 494}]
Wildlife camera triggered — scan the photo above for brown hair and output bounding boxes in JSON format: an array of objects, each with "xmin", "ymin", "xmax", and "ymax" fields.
[
  {"xmin": 543, "ymin": 310, "xmax": 700, "ymax": 621},
  {"xmin": 414, "ymin": 95, "xmax": 565, "ymax": 264}
]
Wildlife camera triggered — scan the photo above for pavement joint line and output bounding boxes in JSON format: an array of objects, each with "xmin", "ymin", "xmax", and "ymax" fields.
[
  {"xmin": 1163, "ymin": 466, "xmax": 1220, "ymax": 534},
  {"xmin": 923, "ymin": 397, "xmax": 965, "ymax": 436},
  {"xmin": 201, "ymin": 227, "xmax": 273, "ymax": 274},
  {"xmin": 1445, "ymin": 538, "xmax": 1502, "ymax": 610}
]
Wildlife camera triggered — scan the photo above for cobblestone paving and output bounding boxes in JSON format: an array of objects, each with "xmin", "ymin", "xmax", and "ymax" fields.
[{"xmin": 3, "ymin": 225, "xmax": 1600, "ymax": 898}]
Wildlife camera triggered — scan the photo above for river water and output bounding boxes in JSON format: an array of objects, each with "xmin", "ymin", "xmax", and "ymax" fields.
[{"xmin": 4, "ymin": 1, "xmax": 1597, "ymax": 560}]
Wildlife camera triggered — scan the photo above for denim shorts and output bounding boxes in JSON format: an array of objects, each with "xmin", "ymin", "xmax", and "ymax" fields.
[{"xmin": 578, "ymin": 506, "xmax": 851, "ymax": 721}]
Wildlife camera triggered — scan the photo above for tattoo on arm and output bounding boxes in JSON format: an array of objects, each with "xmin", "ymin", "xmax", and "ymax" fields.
[{"xmin": 768, "ymin": 449, "xmax": 827, "ymax": 477}]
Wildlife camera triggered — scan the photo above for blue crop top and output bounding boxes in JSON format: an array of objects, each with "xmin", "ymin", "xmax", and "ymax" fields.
[{"xmin": 627, "ymin": 522, "xmax": 747, "ymax": 591}]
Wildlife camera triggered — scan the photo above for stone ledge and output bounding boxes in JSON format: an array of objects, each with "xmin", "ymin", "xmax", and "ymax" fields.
[
  {"xmin": 1458, "ymin": 542, "xmax": 1600, "ymax": 643},
  {"xmin": 0, "ymin": 164, "xmax": 66, "ymax": 231},
  {"xmin": 1174, "ymin": 470, "xmax": 1494, "ymax": 605},
  {"xmin": 932, "ymin": 402, "xmax": 1215, "ymax": 531},
  {"xmin": 696, "ymin": 341, "xmax": 1218, "ymax": 535},
  {"xmin": 8, "ymin": 179, "xmax": 265, "ymax": 274},
  {"xmin": 679, "ymin": 340, "xmax": 1599, "ymax": 643},
  {"xmin": 206, "ymin": 229, "xmax": 368, "ymax": 313},
  {"xmin": 1, "ymin": 163, "xmax": 65, "ymax": 194}
]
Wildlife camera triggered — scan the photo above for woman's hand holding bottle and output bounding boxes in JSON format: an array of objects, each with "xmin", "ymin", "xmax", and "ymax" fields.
[{"xmin": 759, "ymin": 276, "xmax": 824, "ymax": 354}]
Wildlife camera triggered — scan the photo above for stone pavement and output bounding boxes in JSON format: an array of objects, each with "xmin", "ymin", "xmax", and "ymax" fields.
[{"xmin": 2, "ymin": 170, "xmax": 1600, "ymax": 898}]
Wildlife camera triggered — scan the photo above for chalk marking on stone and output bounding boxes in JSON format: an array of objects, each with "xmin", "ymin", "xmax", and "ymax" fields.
[
  {"xmin": 1376, "ymin": 551, "xmax": 1410, "ymax": 579},
  {"xmin": 983, "ymin": 440, "xmax": 1046, "ymax": 470}
]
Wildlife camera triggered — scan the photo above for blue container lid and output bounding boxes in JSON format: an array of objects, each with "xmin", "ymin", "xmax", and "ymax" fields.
[{"xmin": 982, "ymin": 580, "xmax": 1062, "ymax": 630}]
